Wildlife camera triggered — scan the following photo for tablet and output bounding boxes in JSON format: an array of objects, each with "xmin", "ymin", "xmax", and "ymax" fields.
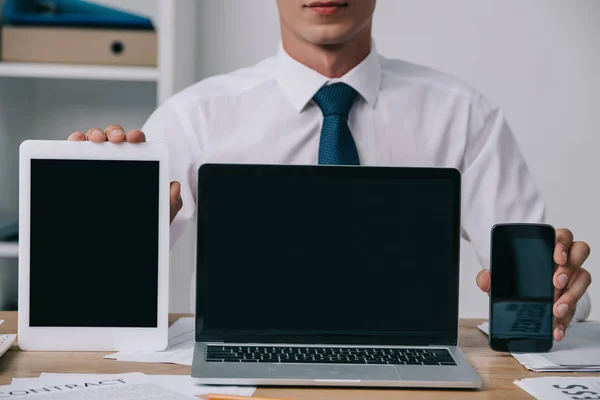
[{"xmin": 18, "ymin": 140, "xmax": 169, "ymax": 351}]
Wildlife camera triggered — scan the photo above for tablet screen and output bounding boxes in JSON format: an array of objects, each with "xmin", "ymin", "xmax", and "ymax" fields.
[{"xmin": 29, "ymin": 159, "xmax": 159, "ymax": 328}]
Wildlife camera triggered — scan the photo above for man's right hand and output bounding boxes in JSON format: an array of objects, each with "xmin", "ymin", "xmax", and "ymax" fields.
[{"xmin": 68, "ymin": 125, "xmax": 183, "ymax": 223}]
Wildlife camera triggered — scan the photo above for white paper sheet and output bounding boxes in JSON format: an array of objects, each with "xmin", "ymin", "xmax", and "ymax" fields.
[
  {"xmin": 105, "ymin": 318, "xmax": 194, "ymax": 366},
  {"xmin": 514, "ymin": 377, "xmax": 600, "ymax": 400},
  {"xmin": 478, "ymin": 321, "xmax": 600, "ymax": 372},
  {"xmin": 34, "ymin": 373, "xmax": 255, "ymax": 397},
  {"xmin": 102, "ymin": 317, "xmax": 256, "ymax": 396},
  {"xmin": 9, "ymin": 378, "xmax": 42, "ymax": 386},
  {"xmin": 0, "ymin": 373, "xmax": 194, "ymax": 399}
]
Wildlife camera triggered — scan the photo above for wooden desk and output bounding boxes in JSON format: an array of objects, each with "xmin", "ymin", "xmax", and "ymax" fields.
[{"xmin": 0, "ymin": 312, "xmax": 595, "ymax": 399}]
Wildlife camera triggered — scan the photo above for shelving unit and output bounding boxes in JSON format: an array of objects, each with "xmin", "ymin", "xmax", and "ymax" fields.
[
  {"xmin": 0, "ymin": 242, "xmax": 18, "ymax": 258},
  {"xmin": 0, "ymin": 63, "xmax": 159, "ymax": 81},
  {"xmin": 0, "ymin": 0, "xmax": 199, "ymax": 311}
]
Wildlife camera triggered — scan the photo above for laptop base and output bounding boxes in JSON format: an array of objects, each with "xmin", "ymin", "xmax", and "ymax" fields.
[{"xmin": 191, "ymin": 343, "xmax": 481, "ymax": 389}]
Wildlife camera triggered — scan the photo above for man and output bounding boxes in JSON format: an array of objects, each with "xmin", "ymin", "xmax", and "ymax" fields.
[{"xmin": 69, "ymin": 0, "xmax": 591, "ymax": 340}]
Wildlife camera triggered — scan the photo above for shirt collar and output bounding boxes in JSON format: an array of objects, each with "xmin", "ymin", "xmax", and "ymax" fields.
[{"xmin": 275, "ymin": 41, "xmax": 382, "ymax": 113}]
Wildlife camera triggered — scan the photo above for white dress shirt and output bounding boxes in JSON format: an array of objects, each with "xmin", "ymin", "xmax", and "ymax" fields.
[{"xmin": 143, "ymin": 43, "xmax": 590, "ymax": 321}]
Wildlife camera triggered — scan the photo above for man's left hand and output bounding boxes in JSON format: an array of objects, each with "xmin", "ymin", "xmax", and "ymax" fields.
[{"xmin": 476, "ymin": 228, "xmax": 591, "ymax": 342}]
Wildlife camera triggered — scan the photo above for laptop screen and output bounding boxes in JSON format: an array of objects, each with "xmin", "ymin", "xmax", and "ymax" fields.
[{"xmin": 196, "ymin": 165, "xmax": 460, "ymax": 345}]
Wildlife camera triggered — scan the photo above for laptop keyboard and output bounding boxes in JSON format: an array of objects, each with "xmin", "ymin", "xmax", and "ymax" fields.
[{"xmin": 206, "ymin": 346, "xmax": 456, "ymax": 366}]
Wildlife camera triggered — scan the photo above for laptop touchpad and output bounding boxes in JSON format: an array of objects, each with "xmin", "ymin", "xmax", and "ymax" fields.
[{"xmin": 271, "ymin": 364, "xmax": 400, "ymax": 381}]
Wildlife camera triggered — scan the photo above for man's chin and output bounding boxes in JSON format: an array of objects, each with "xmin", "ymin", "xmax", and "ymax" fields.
[{"xmin": 304, "ymin": 27, "xmax": 357, "ymax": 46}]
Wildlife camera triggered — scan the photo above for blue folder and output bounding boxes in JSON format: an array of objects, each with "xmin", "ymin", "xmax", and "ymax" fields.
[
  {"xmin": 2, "ymin": 0, "xmax": 154, "ymax": 30},
  {"xmin": 0, "ymin": 213, "xmax": 18, "ymax": 242}
]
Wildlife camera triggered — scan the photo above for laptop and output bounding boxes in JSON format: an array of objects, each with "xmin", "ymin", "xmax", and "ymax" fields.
[{"xmin": 191, "ymin": 164, "xmax": 481, "ymax": 389}]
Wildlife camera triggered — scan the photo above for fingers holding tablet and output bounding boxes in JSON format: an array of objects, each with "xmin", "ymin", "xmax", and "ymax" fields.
[
  {"xmin": 86, "ymin": 128, "xmax": 108, "ymax": 143},
  {"xmin": 67, "ymin": 126, "xmax": 179, "ymax": 222},
  {"xmin": 170, "ymin": 181, "xmax": 183, "ymax": 223},
  {"xmin": 126, "ymin": 129, "xmax": 147, "ymax": 143},
  {"xmin": 67, "ymin": 129, "xmax": 103, "ymax": 142},
  {"xmin": 68, "ymin": 125, "xmax": 147, "ymax": 144},
  {"xmin": 105, "ymin": 125, "xmax": 127, "ymax": 143},
  {"xmin": 68, "ymin": 131, "xmax": 86, "ymax": 141}
]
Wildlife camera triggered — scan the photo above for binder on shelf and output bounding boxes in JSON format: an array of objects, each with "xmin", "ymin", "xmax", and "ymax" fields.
[
  {"xmin": 0, "ymin": 1, "xmax": 157, "ymax": 66},
  {"xmin": 1, "ymin": 26, "xmax": 157, "ymax": 67},
  {"xmin": 0, "ymin": 213, "xmax": 18, "ymax": 242},
  {"xmin": 2, "ymin": 0, "xmax": 154, "ymax": 30}
]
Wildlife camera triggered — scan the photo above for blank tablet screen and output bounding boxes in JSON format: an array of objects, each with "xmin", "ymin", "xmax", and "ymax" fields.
[{"xmin": 29, "ymin": 159, "xmax": 159, "ymax": 328}]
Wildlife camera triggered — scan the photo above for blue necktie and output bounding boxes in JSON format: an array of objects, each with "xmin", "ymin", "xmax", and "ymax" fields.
[{"xmin": 313, "ymin": 83, "xmax": 360, "ymax": 165}]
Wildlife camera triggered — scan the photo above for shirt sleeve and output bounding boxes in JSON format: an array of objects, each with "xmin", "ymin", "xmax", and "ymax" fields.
[
  {"xmin": 142, "ymin": 102, "xmax": 200, "ymax": 247},
  {"xmin": 461, "ymin": 94, "xmax": 591, "ymax": 322}
]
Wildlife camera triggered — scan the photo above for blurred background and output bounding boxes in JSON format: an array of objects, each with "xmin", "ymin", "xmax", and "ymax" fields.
[{"xmin": 0, "ymin": 0, "xmax": 597, "ymax": 321}]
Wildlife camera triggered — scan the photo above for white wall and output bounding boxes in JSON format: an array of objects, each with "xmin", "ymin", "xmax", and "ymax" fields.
[
  {"xmin": 191, "ymin": 0, "xmax": 599, "ymax": 320},
  {"xmin": 372, "ymin": 0, "xmax": 600, "ymax": 320}
]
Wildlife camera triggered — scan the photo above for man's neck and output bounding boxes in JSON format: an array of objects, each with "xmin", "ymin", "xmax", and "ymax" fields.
[{"xmin": 281, "ymin": 28, "xmax": 372, "ymax": 78}]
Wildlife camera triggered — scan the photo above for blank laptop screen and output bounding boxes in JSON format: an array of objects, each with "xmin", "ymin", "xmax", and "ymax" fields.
[
  {"xmin": 197, "ymin": 166, "xmax": 460, "ymax": 343},
  {"xmin": 29, "ymin": 159, "xmax": 159, "ymax": 328}
]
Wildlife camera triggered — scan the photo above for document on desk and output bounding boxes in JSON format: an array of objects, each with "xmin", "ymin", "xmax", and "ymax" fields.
[
  {"xmin": 478, "ymin": 321, "xmax": 600, "ymax": 372},
  {"xmin": 514, "ymin": 377, "xmax": 600, "ymax": 400},
  {"xmin": 105, "ymin": 317, "xmax": 194, "ymax": 366},
  {"xmin": 8, "ymin": 373, "xmax": 256, "ymax": 398},
  {"xmin": 1, "ymin": 373, "xmax": 194, "ymax": 399}
]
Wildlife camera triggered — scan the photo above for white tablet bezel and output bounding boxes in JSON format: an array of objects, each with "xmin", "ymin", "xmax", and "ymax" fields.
[{"xmin": 18, "ymin": 140, "xmax": 170, "ymax": 351}]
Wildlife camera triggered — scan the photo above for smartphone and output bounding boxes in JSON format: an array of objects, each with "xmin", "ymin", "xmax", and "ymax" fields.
[{"xmin": 489, "ymin": 223, "xmax": 555, "ymax": 353}]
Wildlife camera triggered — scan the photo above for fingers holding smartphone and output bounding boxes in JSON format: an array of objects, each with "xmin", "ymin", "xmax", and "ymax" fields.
[{"xmin": 489, "ymin": 224, "xmax": 555, "ymax": 353}]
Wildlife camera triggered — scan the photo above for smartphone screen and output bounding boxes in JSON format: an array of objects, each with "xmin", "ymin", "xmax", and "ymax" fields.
[{"xmin": 489, "ymin": 224, "xmax": 555, "ymax": 353}]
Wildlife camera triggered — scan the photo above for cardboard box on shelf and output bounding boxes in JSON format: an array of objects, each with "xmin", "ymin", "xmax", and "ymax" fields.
[{"xmin": 1, "ymin": 26, "xmax": 157, "ymax": 67}]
